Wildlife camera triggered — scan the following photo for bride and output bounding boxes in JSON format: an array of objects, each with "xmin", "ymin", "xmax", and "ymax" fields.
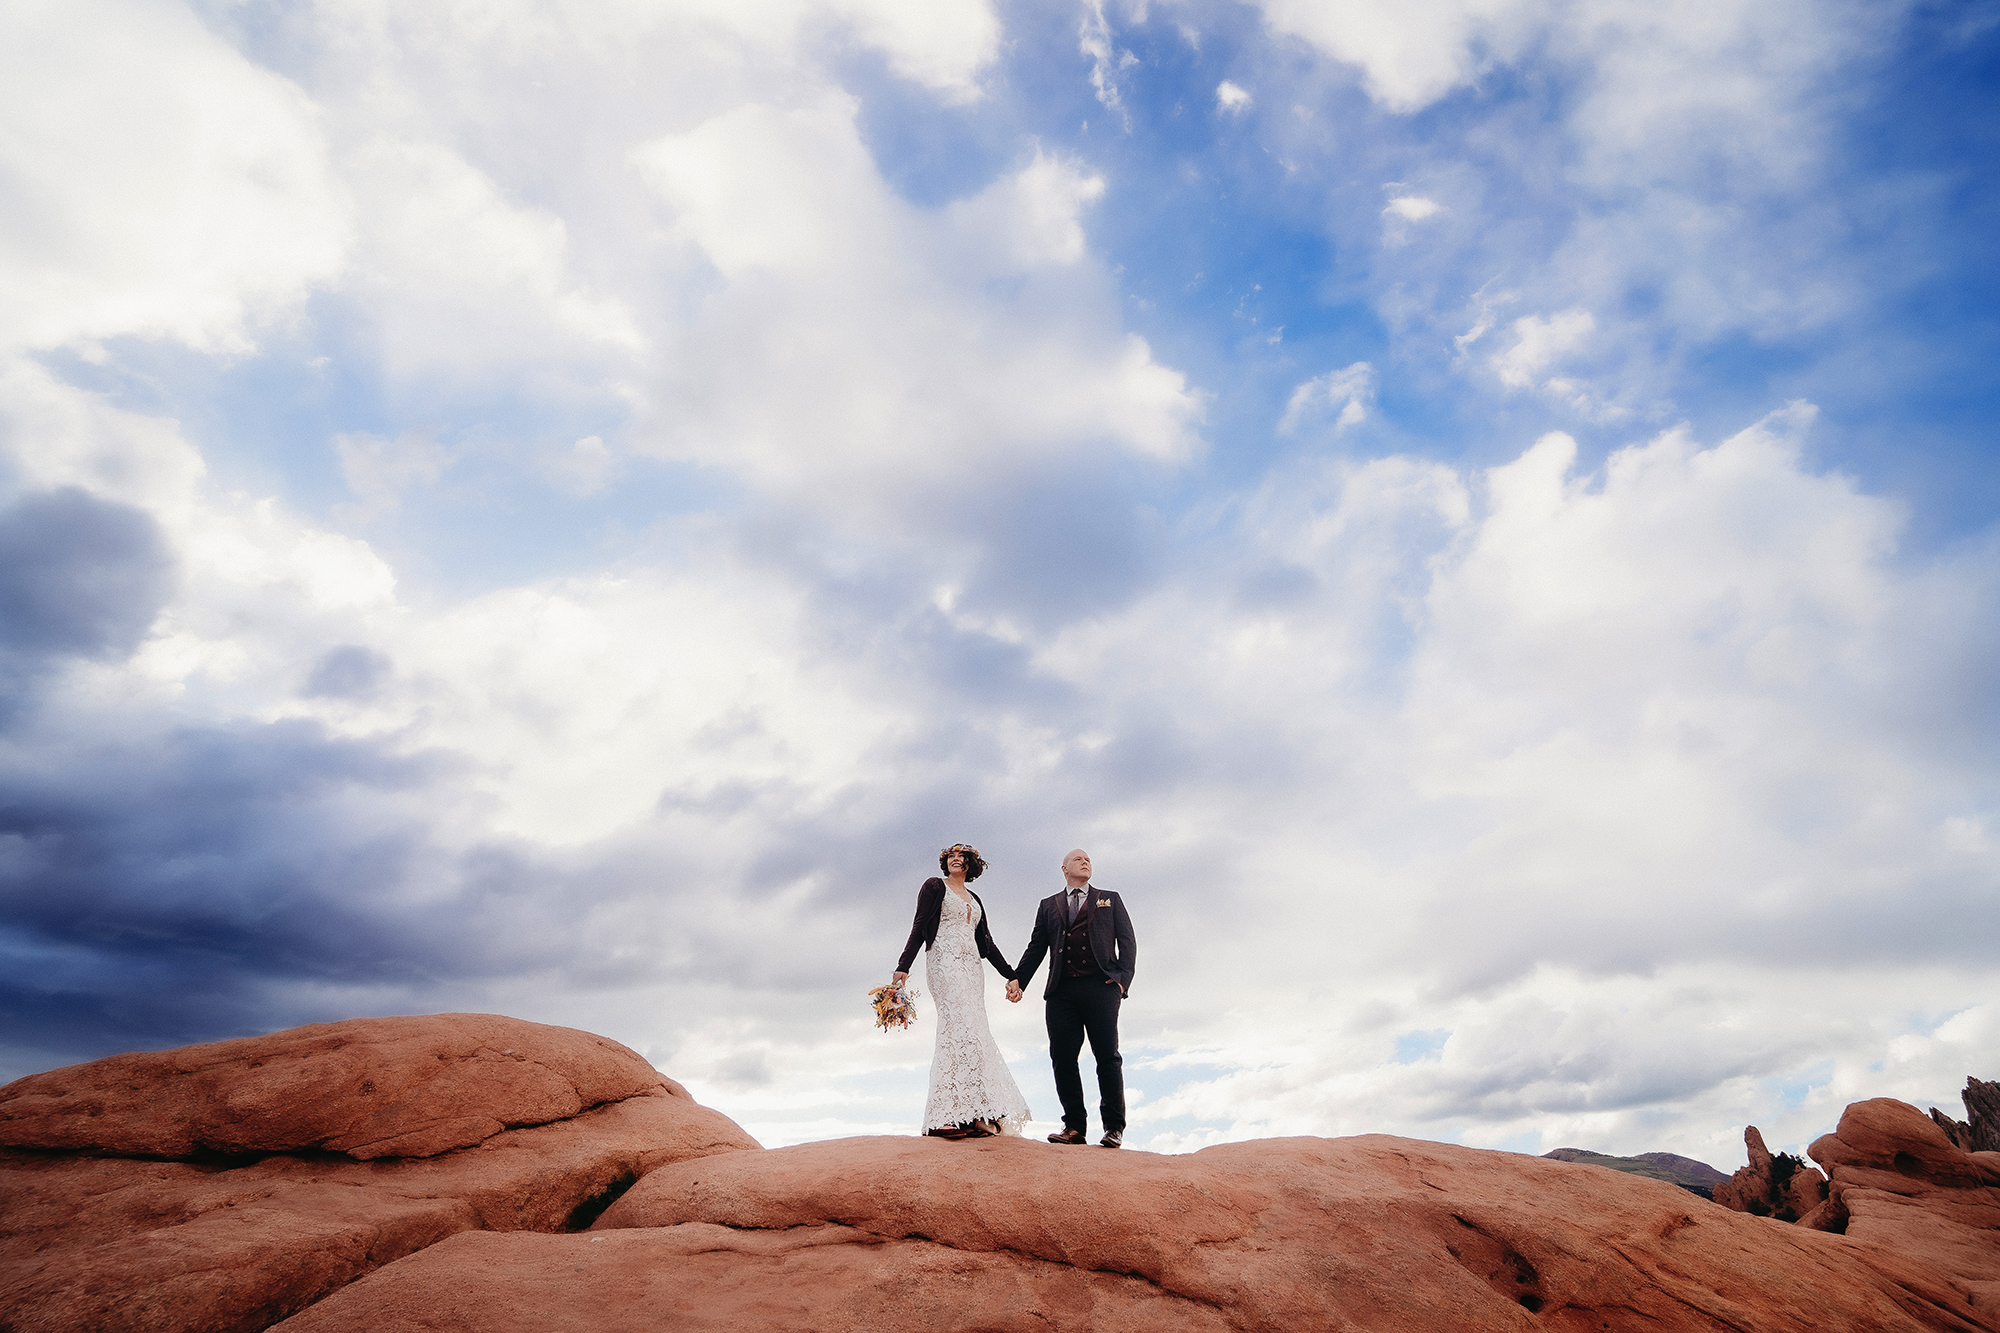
[{"xmin": 891, "ymin": 843, "xmax": 1031, "ymax": 1138}]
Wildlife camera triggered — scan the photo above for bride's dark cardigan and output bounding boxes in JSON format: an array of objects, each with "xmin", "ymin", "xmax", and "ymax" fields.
[{"xmin": 896, "ymin": 877, "xmax": 1019, "ymax": 979}]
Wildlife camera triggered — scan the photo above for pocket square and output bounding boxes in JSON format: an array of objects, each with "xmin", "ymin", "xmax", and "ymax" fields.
[{"xmin": 1097, "ymin": 897, "xmax": 1111, "ymax": 907}]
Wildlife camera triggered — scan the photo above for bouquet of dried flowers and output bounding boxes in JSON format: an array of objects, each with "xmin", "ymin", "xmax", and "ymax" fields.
[{"xmin": 868, "ymin": 981, "xmax": 919, "ymax": 1031}]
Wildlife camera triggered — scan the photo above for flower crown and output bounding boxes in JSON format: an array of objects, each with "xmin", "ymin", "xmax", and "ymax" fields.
[{"xmin": 939, "ymin": 843, "xmax": 987, "ymax": 879}]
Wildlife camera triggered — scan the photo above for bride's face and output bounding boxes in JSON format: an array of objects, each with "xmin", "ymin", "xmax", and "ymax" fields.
[{"xmin": 946, "ymin": 851, "xmax": 966, "ymax": 875}]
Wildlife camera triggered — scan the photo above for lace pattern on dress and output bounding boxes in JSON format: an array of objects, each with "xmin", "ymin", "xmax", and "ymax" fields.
[{"xmin": 921, "ymin": 892, "xmax": 1031, "ymax": 1134}]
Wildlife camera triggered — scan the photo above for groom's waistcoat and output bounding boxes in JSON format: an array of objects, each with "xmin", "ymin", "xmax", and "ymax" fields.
[
  {"xmin": 1015, "ymin": 886, "xmax": 1135, "ymax": 999},
  {"xmin": 1062, "ymin": 905, "xmax": 1103, "ymax": 979}
]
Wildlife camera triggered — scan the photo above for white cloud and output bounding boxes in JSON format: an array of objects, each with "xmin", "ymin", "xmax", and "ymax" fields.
[
  {"xmin": 1381, "ymin": 190, "xmax": 1446, "ymax": 248},
  {"xmin": 1253, "ymin": 0, "xmax": 1556, "ymax": 113},
  {"xmin": 388, "ymin": 559, "xmax": 904, "ymax": 846},
  {"xmin": 1383, "ymin": 195, "xmax": 1441, "ymax": 222},
  {"xmin": 955, "ymin": 150, "xmax": 1110, "ymax": 268},
  {"xmin": 1492, "ymin": 308, "xmax": 1596, "ymax": 388},
  {"xmin": 632, "ymin": 101, "xmax": 882, "ymax": 279},
  {"xmin": 1080, "ymin": 0, "xmax": 1139, "ymax": 122},
  {"xmin": 345, "ymin": 138, "xmax": 643, "ymax": 378},
  {"xmin": 312, "ymin": 0, "xmax": 1001, "ymax": 105},
  {"xmin": 1279, "ymin": 361, "xmax": 1377, "ymax": 434},
  {"xmin": 630, "ymin": 101, "xmax": 1202, "ymax": 517},
  {"xmin": 814, "ymin": 0, "xmax": 1003, "ymax": 99},
  {"xmin": 1216, "ymin": 80, "xmax": 1253, "ymax": 114},
  {"xmin": 1261, "ymin": 0, "xmax": 1905, "ymax": 397},
  {"xmin": 1251, "ymin": 0, "xmax": 1889, "ymax": 164},
  {"xmin": 0, "ymin": 0, "xmax": 348, "ymax": 356},
  {"xmin": 1452, "ymin": 281, "xmax": 1517, "ymax": 359},
  {"xmin": 0, "ymin": 362, "xmax": 208, "ymax": 520}
]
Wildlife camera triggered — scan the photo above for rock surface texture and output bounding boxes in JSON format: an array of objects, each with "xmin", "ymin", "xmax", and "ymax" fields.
[
  {"xmin": 9, "ymin": 1019, "xmax": 1999, "ymax": 1333},
  {"xmin": 0, "ymin": 1015, "xmax": 757, "ymax": 1333},
  {"xmin": 283, "ymin": 1128, "xmax": 2000, "ymax": 1333}
]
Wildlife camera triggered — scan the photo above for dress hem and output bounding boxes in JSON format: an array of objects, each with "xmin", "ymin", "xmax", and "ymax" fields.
[{"xmin": 921, "ymin": 1112, "xmax": 1030, "ymax": 1137}]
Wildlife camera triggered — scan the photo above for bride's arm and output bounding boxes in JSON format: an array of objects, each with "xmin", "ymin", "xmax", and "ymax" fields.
[
  {"xmin": 974, "ymin": 912, "xmax": 1017, "ymax": 980},
  {"xmin": 893, "ymin": 878, "xmax": 941, "ymax": 981}
]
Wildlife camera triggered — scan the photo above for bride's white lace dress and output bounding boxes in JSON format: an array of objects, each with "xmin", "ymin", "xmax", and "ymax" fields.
[{"xmin": 923, "ymin": 892, "xmax": 1031, "ymax": 1134}]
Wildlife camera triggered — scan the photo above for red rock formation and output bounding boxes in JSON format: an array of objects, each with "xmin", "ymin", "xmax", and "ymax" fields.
[
  {"xmin": 1933, "ymin": 1078, "xmax": 2000, "ymax": 1155},
  {"xmin": 0, "ymin": 1015, "xmax": 757, "ymax": 1333},
  {"xmin": 1712, "ymin": 1124, "xmax": 1831, "ymax": 1221},
  {"xmin": 12, "ymin": 1018, "xmax": 2000, "ymax": 1333},
  {"xmin": 1804, "ymin": 1097, "xmax": 2000, "ymax": 1312},
  {"xmin": 0, "ymin": 1012, "xmax": 670, "ymax": 1160},
  {"xmin": 1974, "ymin": 1080, "xmax": 2000, "ymax": 1154},
  {"xmin": 276, "ymin": 1131, "xmax": 2000, "ymax": 1332}
]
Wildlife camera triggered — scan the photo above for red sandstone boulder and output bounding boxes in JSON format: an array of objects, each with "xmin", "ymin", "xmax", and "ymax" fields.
[
  {"xmin": 1805, "ymin": 1097, "xmax": 2000, "ymax": 1310},
  {"xmin": 1713, "ymin": 1124, "xmax": 1831, "ymax": 1221},
  {"xmin": 15, "ymin": 1017, "xmax": 2000, "ymax": 1333},
  {"xmin": 0, "ymin": 1013, "xmax": 669, "ymax": 1160},
  {"xmin": 0, "ymin": 1017, "xmax": 759, "ymax": 1333},
  {"xmin": 274, "ymin": 1132, "xmax": 2000, "ymax": 1333}
]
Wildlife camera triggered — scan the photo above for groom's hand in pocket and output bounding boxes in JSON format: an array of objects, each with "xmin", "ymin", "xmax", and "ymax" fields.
[{"xmin": 1006, "ymin": 980, "xmax": 1022, "ymax": 1003}]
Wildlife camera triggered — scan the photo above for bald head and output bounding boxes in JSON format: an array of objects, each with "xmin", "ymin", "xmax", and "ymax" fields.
[{"xmin": 1062, "ymin": 848, "xmax": 1091, "ymax": 887}]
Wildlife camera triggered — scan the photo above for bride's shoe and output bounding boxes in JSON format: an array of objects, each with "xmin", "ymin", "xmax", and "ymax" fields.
[{"xmin": 961, "ymin": 1119, "xmax": 997, "ymax": 1138}]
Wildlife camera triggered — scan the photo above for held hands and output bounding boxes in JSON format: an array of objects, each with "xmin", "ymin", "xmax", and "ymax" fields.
[{"xmin": 997, "ymin": 979, "xmax": 1119, "ymax": 1000}]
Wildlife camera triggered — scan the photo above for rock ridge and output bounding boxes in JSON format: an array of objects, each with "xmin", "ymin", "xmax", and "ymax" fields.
[
  {"xmin": 7, "ymin": 1018, "xmax": 1999, "ymax": 1333},
  {"xmin": 0, "ymin": 1013, "xmax": 676, "ymax": 1161},
  {"xmin": 0, "ymin": 1015, "xmax": 758, "ymax": 1333},
  {"xmin": 290, "ymin": 1130, "xmax": 2000, "ymax": 1332}
]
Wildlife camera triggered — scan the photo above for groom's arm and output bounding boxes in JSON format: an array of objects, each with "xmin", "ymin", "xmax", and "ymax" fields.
[
  {"xmin": 1109, "ymin": 895, "xmax": 1136, "ymax": 994},
  {"xmin": 1014, "ymin": 904, "xmax": 1049, "ymax": 989}
]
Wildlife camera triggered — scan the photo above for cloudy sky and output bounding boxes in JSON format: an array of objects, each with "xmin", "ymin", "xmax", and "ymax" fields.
[{"xmin": 3, "ymin": 0, "xmax": 1996, "ymax": 1166}]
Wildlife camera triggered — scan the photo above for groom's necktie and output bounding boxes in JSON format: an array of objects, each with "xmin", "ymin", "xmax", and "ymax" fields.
[{"xmin": 1066, "ymin": 888, "xmax": 1084, "ymax": 922}]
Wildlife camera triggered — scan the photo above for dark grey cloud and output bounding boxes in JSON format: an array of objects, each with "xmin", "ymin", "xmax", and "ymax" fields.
[
  {"xmin": 0, "ymin": 701, "xmax": 953, "ymax": 1080},
  {"xmin": 303, "ymin": 645, "xmax": 393, "ymax": 699},
  {"xmin": 0, "ymin": 717, "xmax": 551, "ymax": 1076},
  {"xmin": 0, "ymin": 487, "xmax": 173, "ymax": 657},
  {"xmin": 0, "ymin": 487, "xmax": 174, "ymax": 722}
]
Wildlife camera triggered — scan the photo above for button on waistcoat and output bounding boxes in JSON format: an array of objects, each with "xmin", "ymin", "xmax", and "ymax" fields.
[{"xmin": 1062, "ymin": 903, "xmax": 1102, "ymax": 978}]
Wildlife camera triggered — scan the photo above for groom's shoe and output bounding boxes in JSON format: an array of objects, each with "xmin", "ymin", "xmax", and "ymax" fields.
[
  {"xmin": 1047, "ymin": 1128, "xmax": 1087, "ymax": 1145},
  {"xmin": 1100, "ymin": 1130, "xmax": 1123, "ymax": 1149}
]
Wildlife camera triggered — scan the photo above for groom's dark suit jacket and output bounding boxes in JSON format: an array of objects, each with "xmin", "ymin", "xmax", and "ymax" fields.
[{"xmin": 1014, "ymin": 886, "xmax": 1136, "ymax": 999}]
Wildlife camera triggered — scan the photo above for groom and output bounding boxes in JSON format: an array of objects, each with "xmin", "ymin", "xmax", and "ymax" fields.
[{"xmin": 1006, "ymin": 849, "xmax": 1136, "ymax": 1147}]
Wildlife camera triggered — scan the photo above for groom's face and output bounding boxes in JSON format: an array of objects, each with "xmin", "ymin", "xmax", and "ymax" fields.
[{"xmin": 1063, "ymin": 850, "xmax": 1090, "ymax": 882}]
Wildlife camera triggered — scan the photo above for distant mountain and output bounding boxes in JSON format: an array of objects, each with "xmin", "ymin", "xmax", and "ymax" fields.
[{"xmin": 1543, "ymin": 1148, "xmax": 1728, "ymax": 1197}]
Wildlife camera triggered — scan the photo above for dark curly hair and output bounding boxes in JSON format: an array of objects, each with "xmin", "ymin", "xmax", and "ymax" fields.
[{"xmin": 939, "ymin": 843, "xmax": 987, "ymax": 881}]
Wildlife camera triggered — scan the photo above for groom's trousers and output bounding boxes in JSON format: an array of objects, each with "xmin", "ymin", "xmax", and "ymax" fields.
[{"xmin": 1046, "ymin": 973, "xmax": 1124, "ymax": 1134}]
